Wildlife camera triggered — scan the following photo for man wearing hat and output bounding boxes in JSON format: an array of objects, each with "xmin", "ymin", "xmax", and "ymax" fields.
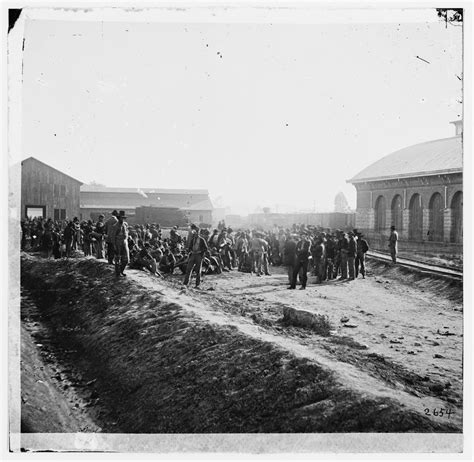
[
  {"xmin": 355, "ymin": 232, "xmax": 369, "ymax": 278},
  {"xmin": 183, "ymin": 223, "xmax": 208, "ymax": 288},
  {"xmin": 337, "ymin": 231, "xmax": 349, "ymax": 280},
  {"xmin": 347, "ymin": 232, "xmax": 357, "ymax": 280},
  {"xmin": 388, "ymin": 225, "xmax": 398, "ymax": 263},
  {"xmin": 110, "ymin": 211, "xmax": 130, "ymax": 276},
  {"xmin": 250, "ymin": 231, "xmax": 269, "ymax": 276},
  {"xmin": 105, "ymin": 210, "xmax": 119, "ymax": 264},
  {"xmin": 94, "ymin": 214, "xmax": 106, "ymax": 259},
  {"xmin": 283, "ymin": 233, "xmax": 297, "ymax": 284},
  {"xmin": 288, "ymin": 232, "xmax": 312, "ymax": 289}
]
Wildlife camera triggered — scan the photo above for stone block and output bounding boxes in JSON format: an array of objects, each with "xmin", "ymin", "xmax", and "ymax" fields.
[{"xmin": 283, "ymin": 306, "xmax": 331, "ymax": 335}]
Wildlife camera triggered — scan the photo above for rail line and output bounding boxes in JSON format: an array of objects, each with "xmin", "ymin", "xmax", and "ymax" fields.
[{"xmin": 366, "ymin": 249, "xmax": 463, "ymax": 280}]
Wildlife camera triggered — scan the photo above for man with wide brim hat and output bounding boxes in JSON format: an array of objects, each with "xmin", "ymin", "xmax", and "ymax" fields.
[
  {"xmin": 110, "ymin": 211, "xmax": 130, "ymax": 276},
  {"xmin": 105, "ymin": 210, "xmax": 119, "ymax": 264}
]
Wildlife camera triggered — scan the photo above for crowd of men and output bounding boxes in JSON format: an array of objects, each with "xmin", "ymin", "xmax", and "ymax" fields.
[{"xmin": 20, "ymin": 211, "xmax": 392, "ymax": 290}]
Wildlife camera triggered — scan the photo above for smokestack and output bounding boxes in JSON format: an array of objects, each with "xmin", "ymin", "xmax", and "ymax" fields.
[{"xmin": 450, "ymin": 120, "xmax": 463, "ymax": 136}]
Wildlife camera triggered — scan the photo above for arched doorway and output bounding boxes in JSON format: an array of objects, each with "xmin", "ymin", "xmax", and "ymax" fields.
[
  {"xmin": 391, "ymin": 195, "xmax": 403, "ymax": 231},
  {"xmin": 428, "ymin": 192, "xmax": 444, "ymax": 242},
  {"xmin": 374, "ymin": 195, "xmax": 386, "ymax": 232},
  {"xmin": 450, "ymin": 191, "xmax": 463, "ymax": 243},
  {"xmin": 409, "ymin": 193, "xmax": 423, "ymax": 241}
]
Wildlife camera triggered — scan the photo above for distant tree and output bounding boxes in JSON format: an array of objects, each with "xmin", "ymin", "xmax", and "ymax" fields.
[
  {"xmin": 436, "ymin": 8, "xmax": 463, "ymax": 27},
  {"xmin": 262, "ymin": 207, "xmax": 271, "ymax": 214},
  {"xmin": 334, "ymin": 192, "xmax": 351, "ymax": 213}
]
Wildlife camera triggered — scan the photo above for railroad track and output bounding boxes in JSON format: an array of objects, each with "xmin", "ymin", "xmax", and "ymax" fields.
[{"xmin": 366, "ymin": 250, "xmax": 463, "ymax": 280}]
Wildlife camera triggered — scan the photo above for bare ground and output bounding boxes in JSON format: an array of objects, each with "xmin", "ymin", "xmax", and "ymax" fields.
[{"xmin": 20, "ymin": 254, "xmax": 462, "ymax": 433}]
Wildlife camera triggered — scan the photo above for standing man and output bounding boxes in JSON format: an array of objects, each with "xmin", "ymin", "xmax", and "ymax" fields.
[
  {"xmin": 250, "ymin": 232, "xmax": 268, "ymax": 276},
  {"xmin": 288, "ymin": 233, "xmax": 311, "ymax": 290},
  {"xmin": 355, "ymin": 232, "xmax": 369, "ymax": 278},
  {"xmin": 110, "ymin": 211, "xmax": 130, "ymax": 277},
  {"xmin": 183, "ymin": 224, "xmax": 208, "ymax": 288},
  {"xmin": 283, "ymin": 234, "xmax": 297, "ymax": 285},
  {"xmin": 94, "ymin": 214, "xmax": 106, "ymax": 259},
  {"xmin": 338, "ymin": 231, "xmax": 349, "ymax": 280},
  {"xmin": 389, "ymin": 225, "xmax": 398, "ymax": 263},
  {"xmin": 64, "ymin": 221, "xmax": 74, "ymax": 258},
  {"xmin": 347, "ymin": 232, "xmax": 357, "ymax": 280},
  {"xmin": 312, "ymin": 237, "xmax": 326, "ymax": 284},
  {"xmin": 104, "ymin": 210, "xmax": 119, "ymax": 264}
]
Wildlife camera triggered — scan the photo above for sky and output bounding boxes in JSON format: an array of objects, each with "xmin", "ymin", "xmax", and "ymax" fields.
[{"xmin": 19, "ymin": 7, "xmax": 462, "ymax": 215}]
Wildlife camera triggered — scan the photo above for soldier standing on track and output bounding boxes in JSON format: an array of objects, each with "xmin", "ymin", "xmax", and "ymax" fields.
[{"xmin": 389, "ymin": 225, "xmax": 398, "ymax": 263}]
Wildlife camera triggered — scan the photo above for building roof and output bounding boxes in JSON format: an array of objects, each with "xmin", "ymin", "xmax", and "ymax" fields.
[
  {"xmin": 347, "ymin": 135, "xmax": 462, "ymax": 184},
  {"xmin": 81, "ymin": 185, "xmax": 209, "ymax": 195},
  {"xmin": 22, "ymin": 157, "xmax": 83, "ymax": 185},
  {"xmin": 80, "ymin": 187, "xmax": 214, "ymax": 211},
  {"xmin": 184, "ymin": 198, "xmax": 214, "ymax": 211}
]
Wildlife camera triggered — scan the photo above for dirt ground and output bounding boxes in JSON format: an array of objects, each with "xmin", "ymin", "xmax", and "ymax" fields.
[
  {"xmin": 20, "ymin": 254, "xmax": 462, "ymax": 433},
  {"xmin": 159, "ymin": 259, "xmax": 463, "ymax": 417}
]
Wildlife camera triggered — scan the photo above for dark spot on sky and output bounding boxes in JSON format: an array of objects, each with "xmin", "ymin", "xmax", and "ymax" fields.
[
  {"xmin": 285, "ymin": 123, "xmax": 288, "ymax": 127},
  {"xmin": 54, "ymin": 134, "xmax": 57, "ymax": 137}
]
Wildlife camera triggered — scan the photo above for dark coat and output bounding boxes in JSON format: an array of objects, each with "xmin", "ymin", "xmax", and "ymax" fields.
[{"xmin": 283, "ymin": 239, "xmax": 297, "ymax": 266}]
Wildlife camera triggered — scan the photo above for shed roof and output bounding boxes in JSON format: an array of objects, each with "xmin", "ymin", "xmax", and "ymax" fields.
[
  {"xmin": 22, "ymin": 157, "xmax": 83, "ymax": 185},
  {"xmin": 347, "ymin": 135, "xmax": 462, "ymax": 184},
  {"xmin": 81, "ymin": 185, "xmax": 209, "ymax": 195}
]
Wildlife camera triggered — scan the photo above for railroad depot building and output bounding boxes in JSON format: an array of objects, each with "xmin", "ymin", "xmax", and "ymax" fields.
[
  {"xmin": 21, "ymin": 157, "xmax": 83, "ymax": 220},
  {"xmin": 348, "ymin": 121, "xmax": 463, "ymax": 255},
  {"xmin": 80, "ymin": 186, "xmax": 214, "ymax": 225}
]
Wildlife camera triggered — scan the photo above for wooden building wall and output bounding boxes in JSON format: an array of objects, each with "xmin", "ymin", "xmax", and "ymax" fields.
[{"xmin": 21, "ymin": 158, "xmax": 82, "ymax": 220}]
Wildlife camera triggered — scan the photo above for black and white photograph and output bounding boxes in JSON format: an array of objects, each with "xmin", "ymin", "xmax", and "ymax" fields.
[{"xmin": 4, "ymin": 2, "xmax": 470, "ymax": 455}]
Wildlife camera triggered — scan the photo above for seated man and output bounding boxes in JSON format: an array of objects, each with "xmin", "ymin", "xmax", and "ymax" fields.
[
  {"xmin": 159, "ymin": 249, "xmax": 176, "ymax": 274},
  {"xmin": 129, "ymin": 243, "xmax": 160, "ymax": 276}
]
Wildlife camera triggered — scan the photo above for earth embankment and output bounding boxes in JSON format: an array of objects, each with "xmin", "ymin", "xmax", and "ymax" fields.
[{"xmin": 20, "ymin": 254, "xmax": 459, "ymax": 433}]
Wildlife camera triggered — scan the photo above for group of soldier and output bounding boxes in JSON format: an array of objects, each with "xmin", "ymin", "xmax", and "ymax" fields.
[{"xmin": 21, "ymin": 211, "xmax": 400, "ymax": 290}]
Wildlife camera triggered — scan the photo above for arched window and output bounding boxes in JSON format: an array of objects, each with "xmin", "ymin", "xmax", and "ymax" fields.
[
  {"xmin": 450, "ymin": 191, "xmax": 463, "ymax": 243},
  {"xmin": 391, "ymin": 195, "xmax": 403, "ymax": 231},
  {"xmin": 374, "ymin": 195, "xmax": 386, "ymax": 232},
  {"xmin": 408, "ymin": 193, "xmax": 423, "ymax": 241},
  {"xmin": 428, "ymin": 192, "xmax": 444, "ymax": 242}
]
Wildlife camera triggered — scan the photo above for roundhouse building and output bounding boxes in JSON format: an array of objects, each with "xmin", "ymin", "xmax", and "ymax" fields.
[{"xmin": 347, "ymin": 121, "xmax": 462, "ymax": 256}]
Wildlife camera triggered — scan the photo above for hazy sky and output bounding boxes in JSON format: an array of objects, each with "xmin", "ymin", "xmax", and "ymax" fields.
[{"xmin": 20, "ymin": 7, "xmax": 462, "ymax": 214}]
